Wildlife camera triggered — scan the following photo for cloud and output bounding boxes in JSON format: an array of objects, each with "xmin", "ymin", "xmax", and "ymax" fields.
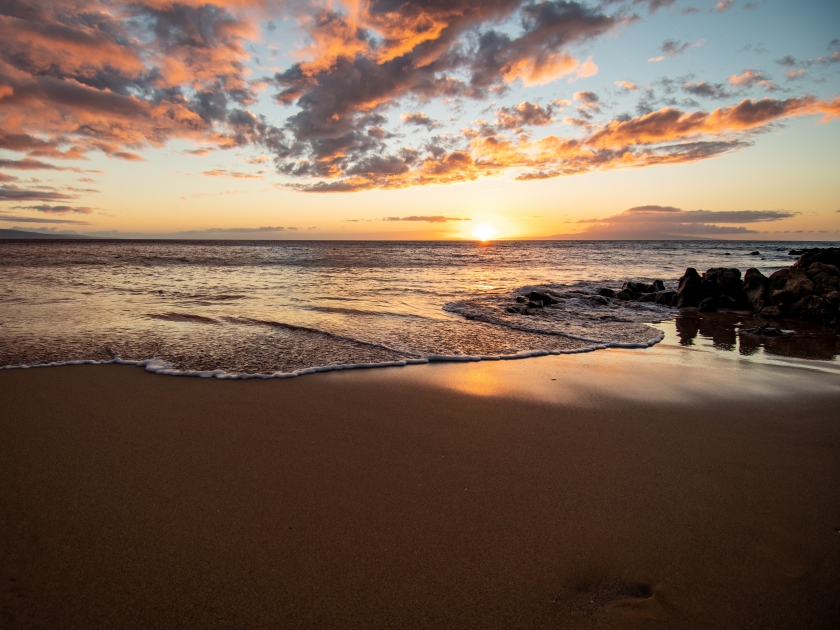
[
  {"xmin": 0, "ymin": 214, "xmax": 89, "ymax": 224},
  {"xmin": 495, "ymin": 102, "xmax": 556, "ymax": 130},
  {"xmin": 0, "ymin": 186, "xmax": 74, "ymax": 201},
  {"xmin": 650, "ymin": 38, "xmax": 704, "ymax": 63},
  {"xmin": 382, "ymin": 216, "xmax": 471, "ymax": 222},
  {"xmin": 683, "ymin": 81, "xmax": 731, "ymax": 99},
  {"xmin": 574, "ymin": 91, "xmax": 600, "ymax": 103},
  {"xmin": 287, "ymin": 95, "xmax": 839, "ymax": 191},
  {"xmin": 785, "ymin": 69, "xmax": 805, "ymax": 80},
  {"xmin": 401, "ymin": 113, "xmax": 442, "ymax": 130},
  {"xmin": 615, "ymin": 81, "xmax": 640, "ymax": 91},
  {"xmin": 201, "ymin": 169, "xmax": 264, "ymax": 179},
  {"xmin": 0, "ymin": 173, "xmax": 18, "ymax": 183},
  {"xmin": 715, "ymin": 0, "xmax": 735, "ymax": 12},
  {"xmin": 573, "ymin": 205, "xmax": 795, "ymax": 237},
  {"xmin": 0, "ymin": 158, "xmax": 88, "ymax": 172},
  {"xmin": 0, "ymin": 0, "xmax": 280, "ymax": 164},
  {"xmin": 729, "ymin": 69, "xmax": 777, "ymax": 90},
  {"xmin": 11, "ymin": 204, "xmax": 94, "ymax": 214}
]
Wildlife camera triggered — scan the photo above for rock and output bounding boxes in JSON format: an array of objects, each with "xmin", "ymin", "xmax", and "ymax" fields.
[
  {"xmin": 506, "ymin": 306, "xmax": 519, "ymax": 313},
  {"xmin": 527, "ymin": 291, "xmax": 556, "ymax": 306},
  {"xmin": 527, "ymin": 301, "xmax": 543, "ymax": 309},
  {"xmin": 598, "ymin": 288, "xmax": 616, "ymax": 298},
  {"xmin": 655, "ymin": 291, "xmax": 676, "ymax": 305},
  {"xmin": 742, "ymin": 268, "xmax": 770, "ymax": 311},
  {"xmin": 615, "ymin": 291, "xmax": 631, "ymax": 301},
  {"xmin": 826, "ymin": 291, "xmax": 840, "ymax": 306},
  {"xmin": 515, "ymin": 296, "xmax": 527, "ymax": 303},
  {"xmin": 622, "ymin": 280, "xmax": 653, "ymax": 294},
  {"xmin": 676, "ymin": 268, "xmax": 704, "ymax": 308},
  {"xmin": 723, "ymin": 252, "xmax": 731, "ymax": 256},
  {"xmin": 698, "ymin": 297, "xmax": 718, "ymax": 312},
  {"xmin": 793, "ymin": 247, "xmax": 840, "ymax": 270},
  {"xmin": 813, "ymin": 272, "xmax": 840, "ymax": 296},
  {"xmin": 788, "ymin": 295, "xmax": 826, "ymax": 322},
  {"xmin": 806, "ymin": 262, "xmax": 840, "ymax": 279},
  {"xmin": 789, "ymin": 249, "xmax": 806, "ymax": 256},
  {"xmin": 758, "ymin": 305, "xmax": 781, "ymax": 319},
  {"xmin": 768, "ymin": 268, "xmax": 813, "ymax": 306},
  {"xmin": 739, "ymin": 324, "xmax": 786, "ymax": 337},
  {"xmin": 703, "ymin": 267, "xmax": 748, "ymax": 309},
  {"xmin": 588, "ymin": 295, "xmax": 609, "ymax": 306},
  {"xmin": 749, "ymin": 251, "xmax": 760, "ymax": 256},
  {"xmin": 650, "ymin": 279, "xmax": 666, "ymax": 292}
]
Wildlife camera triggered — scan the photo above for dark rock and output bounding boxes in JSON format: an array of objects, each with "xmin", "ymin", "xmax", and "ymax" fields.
[
  {"xmin": 723, "ymin": 252, "xmax": 731, "ymax": 256},
  {"xmin": 515, "ymin": 295, "xmax": 527, "ymax": 303},
  {"xmin": 768, "ymin": 268, "xmax": 813, "ymax": 306},
  {"xmin": 826, "ymin": 291, "xmax": 840, "ymax": 306},
  {"xmin": 506, "ymin": 306, "xmax": 519, "ymax": 313},
  {"xmin": 806, "ymin": 262, "xmax": 840, "ymax": 279},
  {"xmin": 527, "ymin": 301, "xmax": 543, "ymax": 309},
  {"xmin": 749, "ymin": 251, "xmax": 760, "ymax": 256},
  {"xmin": 676, "ymin": 268, "xmax": 704, "ymax": 308},
  {"xmin": 813, "ymin": 272, "xmax": 840, "ymax": 296},
  {"xmin": 703, "ymin": 267, "xmax": 748, "ymax": 309},
  {"xmin": 622, "ymin": 280, "xmax": 654, "ymax": 294},
  {"xmin": 650, "ymin": 279, "xmax": 666, "ymax": 292},
  {"xmin": 793, "ymin": 247, "xmax": 840, "ymax": 270},
  {"xmin": 789, "ymin": 249, "xmax": 806, "ymax": 256},
  {"xmin": 637, "ymin": 293, "xmax": 658, "ymax": 303},
  {"xmin": 598, "ymin": 288, "xmax": 616, "ymax": 298},
  {"xmin": 698, "ymin": 297, "xmax": 718, "ymax": 312},
  {"xmin": 528, "ymin": 291, "xmax": 556, "ymax": 306},
  {"xmin": 758, "ymin": 305, "xmax": 781, "ymax": 319},
  {"xmin": 655, "ymin": 291, "xmax": 677, "ymax": 305},
  {"xmin": 788, "ymin": 295, "xmax": 826, "ymax": 322},
  {"xmin": 589, "ymin": 295, "xmax": 609, "ymax": 306},
  {"xmin": 739, "ymin": 324, "xmax": 786, "ymax": 337},
  {"xmin": 742, "ymin": 268, "xmax": 770, "ymax": 311},
  {"xmin": 615, "ymin": 291, "xmax": 631, "ymax": 301}
]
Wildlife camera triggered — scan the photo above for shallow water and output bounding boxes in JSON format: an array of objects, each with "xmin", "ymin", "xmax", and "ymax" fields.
[{"xmin": 1, "ymin": 239, "xmax": 837, "ymax": 376}]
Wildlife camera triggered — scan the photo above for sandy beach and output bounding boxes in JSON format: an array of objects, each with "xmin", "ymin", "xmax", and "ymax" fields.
[{"xmin": 2, "ymin": 337, "xmax": 839, "ymax": 629}]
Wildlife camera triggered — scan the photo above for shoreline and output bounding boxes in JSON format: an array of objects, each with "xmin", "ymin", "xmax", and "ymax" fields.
[{"xmin": 2, "ymin": 342, "xmax": 840, "ymax": 628}]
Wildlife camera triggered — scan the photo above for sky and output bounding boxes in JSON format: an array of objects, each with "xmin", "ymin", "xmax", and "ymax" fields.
[{"xmin": 0, "ymin": 0, "xmax": 838, "ymax": 240}]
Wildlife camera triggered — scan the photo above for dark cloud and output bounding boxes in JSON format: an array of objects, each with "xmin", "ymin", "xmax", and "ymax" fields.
[
  {"xmin": 661, "ymin": 39, "xmax": 691, "ymax": 56},
  {"xmin": 574, "ymin": 91, "xmax": 599, "ymax": 103},
  {"xmin": 495, "ymin": 101, "xmax": 556, "ymax": 130},
  {"xmin": 382, "ymin": 216, "xmax": 471, "ymax": 222},
  {"xmin": 401, "ymin": 113, "xmax": 442, "ymax": 129},
  {"xmin": 573, "ymin": 205, "xmax": 796, "ymax": 236},
  {"xmin": 11, "ymin": 204, "xmax": 94, "ymax": 214},
  {"xmin": 0, "ymin": 214, "xmax": 89, "ymax": 224},
  {"xmin": 683, "ymin": 81, "xmax": 730, "ymax": 99},
  {"xmin": 0, "ymin": 186, "xmax": 74, "ymax": 201},
  {"xmin": 270, "ymin": 0, "xmax": 620, "ymax": 184},
  {"xmin": 0, "ymin": 158, "xmax": 85, "ymax": 172}
]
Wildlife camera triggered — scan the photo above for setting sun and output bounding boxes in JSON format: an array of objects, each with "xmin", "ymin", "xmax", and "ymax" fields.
[{"xmin": 472, "ymin": 224, "xmax": 498, "ymax": 242}]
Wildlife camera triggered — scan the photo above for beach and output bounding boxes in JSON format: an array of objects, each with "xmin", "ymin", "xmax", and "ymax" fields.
[{"xmin": 2, "ymin": 335, "xmax": 839, "ymax": 629}]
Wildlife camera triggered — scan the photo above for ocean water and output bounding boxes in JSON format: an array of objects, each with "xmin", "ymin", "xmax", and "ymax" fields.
[{"xmin": 0, "ymin": 239, "xmax": 836, "ymax": 377}]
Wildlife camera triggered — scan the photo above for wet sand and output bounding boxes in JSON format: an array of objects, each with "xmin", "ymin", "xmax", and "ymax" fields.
[{"xmin": 1, "ymin": 339, "xmax": 840, "ymax": 629}]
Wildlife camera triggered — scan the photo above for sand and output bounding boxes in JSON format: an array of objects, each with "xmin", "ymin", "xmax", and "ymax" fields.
[{"xmin": 1, "ymin": 341, "xmax": 840, "ymax": 629}]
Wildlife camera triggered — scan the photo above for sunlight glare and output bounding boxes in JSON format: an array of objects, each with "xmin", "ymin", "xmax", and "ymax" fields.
[{"xmin": 472, "ymin": 223, "xmax": 498, "ymax": 241}]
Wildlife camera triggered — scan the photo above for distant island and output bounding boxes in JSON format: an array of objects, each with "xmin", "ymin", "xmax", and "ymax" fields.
[{"xmin": 0, "ymin": 229, "xmax": 93, "ymax": 240}]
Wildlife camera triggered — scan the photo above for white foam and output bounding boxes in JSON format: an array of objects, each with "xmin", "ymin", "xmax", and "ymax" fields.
[{"xmin": 0, "ymin": 330, "xmax": 664, "ymax": 380}]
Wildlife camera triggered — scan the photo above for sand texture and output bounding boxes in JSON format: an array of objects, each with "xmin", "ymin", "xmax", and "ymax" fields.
[{"xmin": 1, "ymin": 347, "xmax": 840, "ymax": 629}]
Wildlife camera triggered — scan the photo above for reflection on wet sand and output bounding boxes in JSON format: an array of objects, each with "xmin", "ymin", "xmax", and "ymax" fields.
[{"xmin": 675, "ymin": 311, "xmax": 840, "ymax": 361}]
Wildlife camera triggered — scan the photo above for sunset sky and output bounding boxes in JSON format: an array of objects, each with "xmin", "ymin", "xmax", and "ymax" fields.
[{"xmin": 0, "ymin": 0, "xmax": 838, "ymax": 239}]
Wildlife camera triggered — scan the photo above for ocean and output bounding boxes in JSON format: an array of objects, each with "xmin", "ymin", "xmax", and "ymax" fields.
[{"xmin": 1, "ymin": 239, "xmax": 837, "ymax": 377}]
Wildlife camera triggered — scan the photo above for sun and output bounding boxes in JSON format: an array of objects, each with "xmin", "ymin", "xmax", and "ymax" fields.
[{"xmin": 472, "ymin": 223, "xmax": 498, "ymax": 242}]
